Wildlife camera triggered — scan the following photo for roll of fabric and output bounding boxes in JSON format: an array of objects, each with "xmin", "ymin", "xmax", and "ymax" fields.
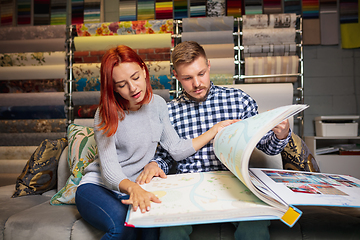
[
  {"xmin": 268, "ymin": 13, "xmax": 297, "ymax": 28},
  {"xmin": 201, "ymin": 44, "xmax": 234, "ymax": 58},
  {"xmin": 0, "ymin": 106, "xmax": 66, "ymax": 120},
  {"xmin": 50, "ymin": 0, "xmax": 67, "ymax": 25},
  {"xmin": 0, "ymin": 52, "xmax": 66, "ymax": 67},
  {"xmin": 0, "ymin": 25, "xmax": 66, "ymax": 41},
  {"xmin": 0, "ymin": 79, "xmax": 64, "ymax": 93},
  {"xmin": 72, "ymin": 91, "xmax": 100, "ymax": 105},
  {"xmin": 0, "ymin": 92, "xmax": 65, "ymax": 107},
  {"xmin": 0, "ymin": 38, "xmax": 66, "ymax": 53},
  {"xmin": 208, "ymin": 58, "xmax": 235, "ymax": 75},
  {"xmin": 76, "ymin": 19, "xmax": 173, "ymax": 36},
  {"xmin": 74, "ymin": 104, "xmax": 98, "ymax": 118},
  {"xmin": 0, "ymin": 119, "xmax": 67, "ymax": 133},
  {"xmin": 0, "ymin": 65, "xmax": 66, "ymax": 80},
  {"xmin": 0, "ymin": 132, "xmax": 66, "ymax": 146},
  {"xmin": 243, "ymin": 43, "xmax": 297, "ymax": 56},
  {"xmin": 150, "ymin": 75, "xmax": 173, "ymax": 89},
  {"xmin": 182, "ymin": 16, "xmax": 234, "ymax": 32},
  {"xmin": 242, "ymin": 28, "xmax": 296, "ymax": 45},
  {"xmin": 244, "ymin": 56, "xmax": 299, "ymax": 83},
  {"xmin": 182, "ymin": 31, "xmax": 234, "ymax": 44},
  {"xmin": 242, "ymin": 14, "xmax": 269, "ymax": 29},
  {"xmin": 74, "ymin": 33, "xmax": 172, "ymax": 51},
  {"xmin": 210, "ymin": 73, "xmax": 234, "ymax": 85}
]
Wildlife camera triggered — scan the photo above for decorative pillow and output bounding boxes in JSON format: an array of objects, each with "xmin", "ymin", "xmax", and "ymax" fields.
[
  {"xmin": 12, "ymin": 138, "xmax": 68, "ymax": 198},
  {"xmin": 281, "ymin": 132, "xmax": 321, "ymax": 172},
  {"xmin": 50, "ymin": 123, "xmax": 97, "ymax": 205}
]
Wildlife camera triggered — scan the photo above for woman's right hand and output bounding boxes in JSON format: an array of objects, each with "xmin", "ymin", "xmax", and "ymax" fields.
[{"xmin": 119, "ymin": 179, "xmax": 161, "ymax": 213}]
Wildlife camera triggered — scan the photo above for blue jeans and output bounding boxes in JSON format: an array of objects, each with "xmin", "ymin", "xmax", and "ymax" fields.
[
  {"xmin": 160, "ymin": 220, "xmax": 270, "ymax": 240},
  {"xmin": 75, "ymin": 183, "xmax": 159, "ymax": 240}
]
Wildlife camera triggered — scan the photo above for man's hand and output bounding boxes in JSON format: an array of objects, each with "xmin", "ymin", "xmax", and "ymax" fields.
[
  {"xmin": 136, "ymin": 161, "xmax": 167, "ymax": 185},
  {"xmin": 272, "ymin": 119, "xmax": 290, "ymax": 140}
]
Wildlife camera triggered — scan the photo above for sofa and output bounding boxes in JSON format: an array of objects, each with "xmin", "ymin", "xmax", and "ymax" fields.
[{"xmin": 1, "ymin": 83, "xmax": 360, "ymax": 240}]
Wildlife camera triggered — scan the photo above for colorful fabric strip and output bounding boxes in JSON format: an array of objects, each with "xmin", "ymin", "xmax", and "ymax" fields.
[
  {"xmin": 119, "ymin": 0, "xmax": 137, "ymax": 21},
  {"xmin": 17, "ymin": 0, "xmax": 31, "ymax": 25}
]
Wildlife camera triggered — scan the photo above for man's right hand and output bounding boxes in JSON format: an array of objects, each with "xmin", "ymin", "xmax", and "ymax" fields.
[{"xmin": 136, "ymin": 161, "xmax": 167, "ymax": 185}]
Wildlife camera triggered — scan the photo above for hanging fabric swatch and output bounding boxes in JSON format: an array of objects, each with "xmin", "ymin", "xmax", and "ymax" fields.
[
  {"xmin": 303, "ymin": 19, "xmax": 321, "ymax": 44},
  {"xmin": 119, "ymin": 0, "xmax": 137, "ymax": 21},
  {"xmin": 173, "ymin": 0, "xmax": 188, "ymax": 19},
  {"xmin": 207, "ymin": 0, "xmax": 226, "ymax": 17},
  {"xmin": 244, "ymin": 0, "xmax": 263, "ymax": 15},
  {"xmin": 340, "ymin": 1, "xmax": 360, "ymax": 48},
  {"xmin": 84, "ymin": 0, "xmax": 101, "ymax": 23},
  {"xmin": 155, "ymin": 0, "xmax": 173, "ymax": 19},
  {"xmin": 72, "ymin": 0, "xmax": 84, "ymax": 24},
  {"xmin": 302, "ymin": 0, "xmax": 319, "ymax": 18},
  {"xmin": 339, "ymin": 0, "xmax": 358, "ymax": 23},
  {"xmin": 50, "ymin": 0, "xmax": 67, "ymax": 25},
  {"xmin": 34, "ymin": 0, "xmax": 50, "ymax": 25},
  {"xmin": 137, "ymin": 0, "xmax": 155, "ymax": 20},
  {"xmin": 190, "ymin": 0, "xmax": 206, "ymax": 17},
  {"xmin": 263, "ymin": 0, "xmax": 282, "ymax": 14},
  {"xmin": 0, "ymin": 79, "xmax": 64, "ymax": 93},
  {"xmin": 284, "ymin": 0, "xmax": 301, "ymax": 14},
  {"xmin": 17, "ymin": 0, "xmax": 31, "ymax": 25},
  {"xmin": 244, "ymin": 56, "xmax": 299, "ymax": 83},
  {"xmin": 0, "ymin": 0, "xmax": 14, "ymax": 26},
  {"xmin": 75, "ymin": 19, "xmax": 173, "ymax": 36},
  {"xmin": 319, "ymin": 0, "xmax": 339, "ymax": 45},
  {"xmin": 226, "ymin": 0, "xmax": 243, "ymax": 17},
  {"xmin": 182, "ymin": 16, "xmax": 234, "ymax": 31}
]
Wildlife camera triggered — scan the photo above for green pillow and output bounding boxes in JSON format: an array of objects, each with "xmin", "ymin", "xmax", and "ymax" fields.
[
  {"xmin": 50, "ymin": 124, "xmax": 97, "ymax": 205},
  {"xmin": 12, "ymin": 138, "xmax": 68, "ymax": 198}
]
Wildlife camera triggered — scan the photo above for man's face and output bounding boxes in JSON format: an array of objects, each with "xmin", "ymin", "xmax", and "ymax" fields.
[{"xmin": 174, "ymin": 56, "xmax": 211, "ymax": 102}]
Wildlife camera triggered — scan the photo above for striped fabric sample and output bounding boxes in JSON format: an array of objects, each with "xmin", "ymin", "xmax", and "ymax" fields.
[
  {"xmin": 173, "ymin": 0, "xmax": 188, "ymax": 19},
  {"xmin": 244, "ymin": 0, "xmax": 263, "ymax": 15},
  {"xmin": 155, "ymin": 0, "xmax": 173, "ymax": 19},
  {"xmin": 1, "ymin": 0, "xmax": 14, "ymax": 26},
  {"xmin": 137, "ymin": 0, "xmax": 155, "ymax": 20},
  {"xmin": 84, "ymin": 0, "xmax": 101, "ymax": 23},
  {"xmin": 72, "ymin": 0, "xmax": 84, "ymax": 24},
  {"xmin": 302, "ymin": 0, "xmax": 319, "ymax": 18},
  {"xmin": 263, "ymin": 0, "xmax": 283, "ymax": 14},
  {"xmin": 227, "ymin": 0, "xmax": 243, "ymax": 17},
  {"xmin": 17, "ymin": 0, "xmax": 31, "ymax": 25},
  {"xmin": 339, "ymin": 0, "xmax": 358, "ymax": 23},
  {"xmin": 284, "ymin": 0, "xmax": 301, "ymax": 14},
  {"xmin": 190, "ymin": 0, "xmax": 206, "ymax": 17},
  {"xmin": 34, "ymin": 0, "xmax": 50, "ymax": 25},
  {"xmin": 50, "ymin": 0, "xmax": 67, "ymax": 25},
  {"xmin": 119, "ymin": 0, "xmax": 137, "ymax": 21},
  {"xmin": 244, "ymin": 56, "xmax": 299, "ymax": 83}
]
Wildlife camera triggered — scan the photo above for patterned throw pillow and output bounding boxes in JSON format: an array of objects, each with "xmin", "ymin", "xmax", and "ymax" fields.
[
  {"xmin": 281, "ymin": 132, "xmax": 321, "ymax": 172},
  {"xmin": 12, "ymin": 138, "xmax": 68, "ymax": 198},
  {"xmin": 50, "ymin": 124, "xmax": 97, "ymax": 205}
]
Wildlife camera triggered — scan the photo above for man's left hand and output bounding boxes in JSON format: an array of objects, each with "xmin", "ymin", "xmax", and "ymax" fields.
[{"xmin": 272, "ymin": 119, "xmax": 290, "ymax": 140}]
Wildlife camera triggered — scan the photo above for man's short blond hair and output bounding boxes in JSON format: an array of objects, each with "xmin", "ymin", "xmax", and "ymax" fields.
[{"xmin": 171, "ymin": 41, "xmax": 208, "ymax": 72}]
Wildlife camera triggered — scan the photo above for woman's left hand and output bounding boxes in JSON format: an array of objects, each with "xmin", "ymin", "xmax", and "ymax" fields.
[{"xmin": 136, "ymin": 162, "xmax": 167, "ymax": 185}]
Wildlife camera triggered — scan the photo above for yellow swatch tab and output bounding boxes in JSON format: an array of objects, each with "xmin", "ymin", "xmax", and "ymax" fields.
[{"xmin": 281, "ymin": 206, "xmax": 302, "ymax": 227}]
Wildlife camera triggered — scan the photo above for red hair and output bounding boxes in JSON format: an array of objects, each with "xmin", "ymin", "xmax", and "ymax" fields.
[{"xmin": 98, "ymin": 45, "xmax": 153, "ymax": 137}]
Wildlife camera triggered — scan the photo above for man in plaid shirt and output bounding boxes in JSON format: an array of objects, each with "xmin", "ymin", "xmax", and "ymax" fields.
[{"xmin": 137, "ymin": 41, "xmax": 291, "ymax": 240}]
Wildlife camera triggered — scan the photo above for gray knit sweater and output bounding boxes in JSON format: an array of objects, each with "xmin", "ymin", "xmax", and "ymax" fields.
[{"xmin": 81, "ymin": 94, "xmax": 195, "ymax": 192}]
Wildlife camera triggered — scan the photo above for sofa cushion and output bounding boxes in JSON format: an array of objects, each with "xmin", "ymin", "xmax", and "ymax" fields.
[
  {"xmin": 12, "ymin": 138, "xmax": 68, "ymax": 198},
  {"xmin": 50, "ymin": 124, "xmax": 97, "ymax": 205}
]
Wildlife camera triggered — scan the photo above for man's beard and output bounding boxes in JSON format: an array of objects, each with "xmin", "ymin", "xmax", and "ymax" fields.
[{"xmin": 184, "ymin": 86, "xmax": 210, "ymax": 103}]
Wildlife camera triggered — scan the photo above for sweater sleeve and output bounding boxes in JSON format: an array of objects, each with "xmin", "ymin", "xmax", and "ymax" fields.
[
  {"xmin": 155, "ymin": 95, "xmax": 196, "ymax": 161},
  {"xmin": 94, "ymin": 109, "xmax": 126, "ymax": 192}
]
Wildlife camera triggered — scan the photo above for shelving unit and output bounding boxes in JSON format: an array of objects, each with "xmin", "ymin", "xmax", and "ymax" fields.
[{"xmin": 305, "ymin": 136, "xmax": 360, "ymax": 179}]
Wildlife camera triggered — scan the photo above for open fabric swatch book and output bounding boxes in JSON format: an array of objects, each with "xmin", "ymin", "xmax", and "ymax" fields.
[{"xmin": 125, "ymin": 104, "xmax": 360, "ymax": 228}]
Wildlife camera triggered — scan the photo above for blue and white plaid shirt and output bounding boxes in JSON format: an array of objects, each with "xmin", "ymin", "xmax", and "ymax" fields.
[{"xmin": 153, "ymin": 82, "xmax": 291, "ymax": 174}]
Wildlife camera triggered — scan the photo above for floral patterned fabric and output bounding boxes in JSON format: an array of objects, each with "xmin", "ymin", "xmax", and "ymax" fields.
[
  {"xmin": 50, "ymin": 124, "xmax": 97, "ymax": 205},
  {"xmin": 76, "ymin": 19, "xmax": 173, "ymax": 36},
  {"xmin": 0, "ymin": 52, "xmax": 65, "ymax": 67}
]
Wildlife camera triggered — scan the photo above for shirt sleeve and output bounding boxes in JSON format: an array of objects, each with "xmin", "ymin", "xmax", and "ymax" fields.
[
  {"xmin": 256, "ymin": 128, "xmax": 292, "ymax": 155},
  {"xmin": 94, "ymin": 109, "xmax": 126, "ymax": 192}
]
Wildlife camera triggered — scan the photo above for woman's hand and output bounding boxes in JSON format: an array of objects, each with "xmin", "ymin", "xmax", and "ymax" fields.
[
  {"xmin": 120, "ymin": 179, "xmax": 161, "ymax": 213},
  {"xmin": 211, "ymin": 119, "xmax": 240, "ymax": 134},
  {"xmin": 136, "ymin": 162, "xmax": 167, "ymax": 185}
]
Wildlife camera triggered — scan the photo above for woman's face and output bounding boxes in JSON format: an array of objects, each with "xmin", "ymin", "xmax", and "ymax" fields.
[{"xmin": 113, "ymin": 62, "xmax": 147, "ymax": 111}]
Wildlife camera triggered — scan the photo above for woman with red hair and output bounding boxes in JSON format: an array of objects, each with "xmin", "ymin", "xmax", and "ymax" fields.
[{"xmin": 75, "ymin": 45, "xmax": 236, "ymax": 240}]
